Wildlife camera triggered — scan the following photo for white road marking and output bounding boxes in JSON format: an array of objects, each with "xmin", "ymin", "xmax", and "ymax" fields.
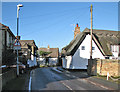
[
  {"xmin": 66, "ymin": 71, "xmax": 70, "ymax": 73},
  {"xmin": 53, "ymin": 67, "xmax": 62, "ymax": 73},
  {"xmin": 70, "ymin": 74, "xmax": 112, "ymax": 90},
  {"xmin": 61, "ymin": 81, "xmax": 75, "ymax": 91},
  {"xmin": 66, "ymin": 74, "xmax": 70, "ymax": 77},
  {"xmin": 29, "ymin": 70, "xmax": 33, "ymax": 91},
  {"xmin": 84, "ymin": 79, "xmax": 112, "ymax": 90}
]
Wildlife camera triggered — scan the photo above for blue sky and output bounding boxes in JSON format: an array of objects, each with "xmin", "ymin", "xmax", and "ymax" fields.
[{"xmin": 2, "ymin": 2, "xmax": 118, "ymax": 50}]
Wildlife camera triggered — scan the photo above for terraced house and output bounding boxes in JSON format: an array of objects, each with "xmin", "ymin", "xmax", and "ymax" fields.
[
  {"xmin": 19, "ymin": 40, "xmax": 38, "ymax": 67},
  {"xmin": 0, "ymin": 23, "xmax": 16, "ymax": 66},
  {"xmin": 61, "ymin": 24, "xmax": 120, "ymax": 69}
]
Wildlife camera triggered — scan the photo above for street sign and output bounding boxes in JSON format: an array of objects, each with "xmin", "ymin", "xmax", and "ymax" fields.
[{"xmin": 14, "ymin": 39, "xmax": 21, "ymax": 50}]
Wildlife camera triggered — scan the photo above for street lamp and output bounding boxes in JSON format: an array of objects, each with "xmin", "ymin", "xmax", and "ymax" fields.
[{"xmin": 16, "ymin": 4, "xmax": 23, "ymax": 76}]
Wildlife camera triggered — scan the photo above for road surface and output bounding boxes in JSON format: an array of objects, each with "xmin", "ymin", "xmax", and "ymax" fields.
[{"xmin": 31, "ymin": 67, "xmax": 110, "ymax": 91}]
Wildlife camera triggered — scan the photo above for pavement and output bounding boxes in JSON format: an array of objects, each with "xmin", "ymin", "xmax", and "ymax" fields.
[
  {"xmin": 2, "ymin": 69, "xmax": 31, "ymax": 91},
  {"xmin": 54, "ymin": 66, "xmax": 120, "ymax": 90}
]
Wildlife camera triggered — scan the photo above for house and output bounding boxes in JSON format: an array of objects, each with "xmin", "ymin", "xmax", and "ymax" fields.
[
  {"xmin": 0, "ymin": 23, "xmax": 16, "ymax": 66},
  {"xmin": 38, "ymin": 45, "xmax": 59, "ymax": 66},
  {"xmin": 61, "ymin": 23, "xmax": 120, "ymax": 69},
  {"xmin": 19, "ymin": 39, "xmax": 38, "ymax": 67}
]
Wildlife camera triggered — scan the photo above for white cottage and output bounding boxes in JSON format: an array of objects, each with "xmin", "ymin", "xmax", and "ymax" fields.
[
  {"xmin": 61, "ymin": 24, "xmax": 120, "ymax": 69},
  {"xmin": 38, "ymin": 45, "xmax": 59, "ymax": 66}
]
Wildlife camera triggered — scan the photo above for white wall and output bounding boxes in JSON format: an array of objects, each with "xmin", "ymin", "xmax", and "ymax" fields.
[
  {"xmin": 62, "ymin": 56, "xmax": 72, "ymax": 69},
  {"xmin": 80, "ymin": 34, "xmax": 105, "ymax": 59},
  {"xmin": 111, "ymin": 45, "xmax": 119, "ymax": 58},
  {"xmin": 65, "ymin": 56, "xmax": 72, "ymax": 69},
  {"xmin": 31, "ymin": 54, "xmax": 34, "ymax": 61},
  {"xmin": 49, "ymin": 58, "xmax": 58, "ymax": 66},
  {"xmin": 72, "ymin": 49, "xmax": 88, "ymax": 69},
  {"xmin": 28, "ymin": 52, "xmax": 37, "ymax": 67},
  {"xmin": 62, "ymin": 57, "xmax": 67, "ymax": 68}
]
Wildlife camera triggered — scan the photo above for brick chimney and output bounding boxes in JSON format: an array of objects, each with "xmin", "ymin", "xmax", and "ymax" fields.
[
  {"xmin": 48, "ymin": 44, "xmax": 50, "ymax": 49},
  {"xmin": 16, "ymin": 36, "xmax": 21, "ymax": 40},
  {"xmin": 74, "ymin": 23, "xmax": 80, "ymax": 38}
]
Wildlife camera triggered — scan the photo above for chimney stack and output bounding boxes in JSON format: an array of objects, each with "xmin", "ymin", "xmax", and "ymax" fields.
[
  {"xmin": 48, "ymin": 44, "xmax": 50, "ymax": 49},
  {"xmin": 74, "ymin": 23, "xmax": 80, "ymax": 38}
]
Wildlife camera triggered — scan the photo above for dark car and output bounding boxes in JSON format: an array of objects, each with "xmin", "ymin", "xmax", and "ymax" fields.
[{"xmin": 10, "ymin": 62, "xmax": 26, "ymax": 74}]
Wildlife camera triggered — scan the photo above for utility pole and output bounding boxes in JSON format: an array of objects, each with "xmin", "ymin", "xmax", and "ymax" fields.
[{"xmin": 90, "ymin": 4, "xmax": 93, "ymax": 59}]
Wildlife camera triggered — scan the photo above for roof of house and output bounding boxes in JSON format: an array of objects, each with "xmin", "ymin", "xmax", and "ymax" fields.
[
  {"xmin": 38, "ymin": 48, "xmax": 59, "ymax": 58},
  {"xmin": 0, "ymin": 23, "xmax": 16, "ymax": 38},
  {"xmin": 61, "ymin": 28, "xmax": 120, "ymax": 56},
  {"xmin": 19, "ymin": 40, "xmax": 38, "ymax": 49}
]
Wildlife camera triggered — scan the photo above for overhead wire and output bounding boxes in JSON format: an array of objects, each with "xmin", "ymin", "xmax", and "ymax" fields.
[
  {"xmin": 21, "ymin": 7, "xmax": 90, "ymax": 37},
  {"xmin": 2, "ymin": 6, "xmax": 89, "ymax": 21}
]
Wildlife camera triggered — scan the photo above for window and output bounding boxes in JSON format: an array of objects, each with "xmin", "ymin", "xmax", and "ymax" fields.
[
  {"xmin": 111, "ymin": 45, "xmax": 119, "ymax": 52},
  {"xmin": 105, "ymin": 57, "xmax": 109, "ymax": 59},
  {"xmin": 92, "ymin": 47, "xmax": 95, "ymax": 50},
  {"xmin": 81, "ymin": 46, "xmax": 85, "ymax": 50}
]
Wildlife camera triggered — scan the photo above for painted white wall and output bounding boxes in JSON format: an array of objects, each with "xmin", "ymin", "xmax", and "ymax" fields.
[
  {"xmin": 27, "ymin": 59, "xmax": 34, "ymax": 67},
  {"xmin": 80, "ymin": 34, "xmax": 105, "ymax": 59},
  {"xmin": 49, "ymin": 58, "xmax": 58, "ymax": 65},
  {"xmin": 111, "ymin": 45, "xmax": 119, "ymax": 57},
  {"xmin": 28, "ymin": 52, "xmax": 37, "ymax": 67},
  {"xmin": 65, "ymin": 56, "xmax": 72, "ymax": 69},
  {"xmin": 34, "ymin": 56, "xmax": 37, "ymax": 66},
  {"xmin": 72, "ymin": 49, "xmax": 88, "ymax": 69},
  {"xmin": 27, "ymin": 56, "xmax": 37, "ymax": 67},
  {"xmin": 31, "ymin": 54, "xmax": 34, "ymax": 61},
  {"xmin": 39, "ymin": 57, "xmax": 44, "ymax": 61},
  {"xmin": 62, "ymin": 57, "xmax": 67, "ymax": 68}
]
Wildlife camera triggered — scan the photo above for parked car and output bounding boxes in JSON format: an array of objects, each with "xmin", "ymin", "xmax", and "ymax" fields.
[{"xmin": 10, "ymin": 62, "xmax": 26, "ymax": 74}]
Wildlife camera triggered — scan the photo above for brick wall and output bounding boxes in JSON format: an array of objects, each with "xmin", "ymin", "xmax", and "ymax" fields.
[{"xmin": 88, "ymin": 59, "xmax": 120, "ymax": 77}]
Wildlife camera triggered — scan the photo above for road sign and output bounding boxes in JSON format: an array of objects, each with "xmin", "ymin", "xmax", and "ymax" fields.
[{"xmin": 14, "ymin": 39, "xmax": 21, "ymax": 50}]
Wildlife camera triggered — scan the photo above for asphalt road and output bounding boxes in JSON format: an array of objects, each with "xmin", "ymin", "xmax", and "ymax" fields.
[{"xmin": 31, "ymin": 67, "xmax": 109, "ymax": 91}]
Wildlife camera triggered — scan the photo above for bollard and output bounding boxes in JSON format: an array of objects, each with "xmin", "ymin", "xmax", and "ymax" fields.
[{"xmin": 107, "ymin": 72, "xmax": 109, "ymax": 80}]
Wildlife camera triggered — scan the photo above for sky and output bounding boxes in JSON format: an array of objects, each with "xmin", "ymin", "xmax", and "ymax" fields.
[{"xmin": 1, "ymin": 2, "xmax": 119, "ymax": 51}]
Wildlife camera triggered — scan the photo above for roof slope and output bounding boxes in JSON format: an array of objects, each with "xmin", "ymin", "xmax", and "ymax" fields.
[
  {"xmin": 0, "ymin": 23, "xmax": 16, "ymax": 38},
  {"xmin": 38, "ymin": 48, "xmax": 59, "ymax": 58},
  {"xmin": 61, "ymin": 28, "xmax": 120, "ymax": 56},
  {"xmin": 20, "ymin": 40, "xmax": 38, "ymax": 49}
]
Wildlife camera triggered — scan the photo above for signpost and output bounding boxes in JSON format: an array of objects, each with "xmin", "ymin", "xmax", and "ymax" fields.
[
  {"xmin": 14, "ymin": 39, "xmax": 21, "ymax": 50},
  {"xmin": 14, "ymin": 39, "xmax": 21, "ymax": 76}
]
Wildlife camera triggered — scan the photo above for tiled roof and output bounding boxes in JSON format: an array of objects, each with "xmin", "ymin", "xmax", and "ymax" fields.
[
  {"xmin": 20, "ymin": 40, "xmax": 38, "ymax": 49},
  {"xmin": 0, "ymin": 23, "xmax": 16, "ymax": 38},
  {"xmin": 38, "ymin": 48, "xmax": 59, "ymax": 58}
]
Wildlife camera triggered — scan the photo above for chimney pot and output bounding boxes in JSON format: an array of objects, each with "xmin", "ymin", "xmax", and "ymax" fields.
[
  {"xmin": 74, "ymin": 23, "xmax": 80, "ymax": 38},
  {"xmin": 76, "ymin": 23, "xmax": 78, "ymax": 27}
]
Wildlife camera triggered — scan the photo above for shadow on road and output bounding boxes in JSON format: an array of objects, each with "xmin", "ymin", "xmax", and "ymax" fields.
[{"xmin": 31, "ymin": 67, "xmax": 94, "ymax": 90}]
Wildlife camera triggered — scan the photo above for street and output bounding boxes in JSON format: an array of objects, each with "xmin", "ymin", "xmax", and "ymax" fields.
[{"xmin": 31, "ymin": 67, "xmax": 109, "ymax": 91}]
